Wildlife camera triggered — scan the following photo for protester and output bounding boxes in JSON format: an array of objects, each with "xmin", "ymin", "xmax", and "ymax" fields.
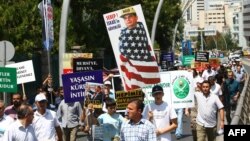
[
  {"xmin": 233, "ymin": 65, "xmax": 246, "ymax": 92},
  {"xmin": 3, "ymin": 103, "xmax": 37, "ymax": 141},
  {"xmin": 55, "ymin": 87, "xmax": 64, "ymax": 109},
  {"xmin": 57, "ymin": 89, "xmax": 85, "ymax": 141},
  {"xmin": 4, "ymin": 93, "xmax": 23, "ymax": 120},
  {"xmin": 120, "ymin": 99, "xmax": 157, "ymax": 141},
  {"xmin": 208, "ymin": 76, "xmax": 223, "ymax": 101},
  {"xmin": 201, "ymin": 65, "xmax": 216, "ymax": 80},
  {"xmin": 103, "ymin": 81, "xmax": 115, "ymax": 100},
  {"xmin": 0, "ymin": 100, "xmax": 15, "ymax": 140},
  {"xmin": 32, "ymin": 93, "xmax": 63, "ymax": 141},
  {"xmin": 195, "ymin": 80, "xmax": 224, "ymax": 141},
  {"xmin": 142, "ymin": 85, "xmax": 177, "ymax": 141},
  {"xmin": 223, "ymin": 71, "xmax": 240, "ymax": 124},
  {"xmin": 42, "ymin": 73, "xmax": 56, "ymax": 106},
  {"xmin": 97, "ymin": 98, "xmax": 124, "ymax": 141}
]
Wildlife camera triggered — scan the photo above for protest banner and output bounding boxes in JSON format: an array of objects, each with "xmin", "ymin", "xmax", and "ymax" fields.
[
  {"xmin": 115, "ymin": 89, "xmax": 144, "ymax": 110},
  {"xmin": 142, "ymin": 71, "xmax": 194, "ymax": 108},
  {"xmin": 62, "ymin": 70, "xmax": 103, "ymax": 103},
  {"xmin": 0, "ymin": 67, "xmax": 17, "ymax": 92},
  {"xmin": 195, "ymin": 51, "xmax": 209, "ymax": 62},
  {"xmin": 103, "ymin": 4, "xmax": 160, "ymax": 91},
  {"xmin": 63, "ymin": 53, "xmax": 93, "ymax": 74},
  {"xmin": 6, "ymin": 60, "xmax": 35, "ymax": 84},
  {"xmin": 73, "ymin": 58, "xmax": 103, "ymax": 73}
]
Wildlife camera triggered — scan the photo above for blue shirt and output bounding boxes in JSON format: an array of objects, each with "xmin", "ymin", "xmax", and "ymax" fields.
[
  {"xmin": 120, "ymin": 118, "xmax": 157, "ymax": 141},
  {"xmin": 97, "ymin": 113, "xmax": 124, "ymax": 141}
]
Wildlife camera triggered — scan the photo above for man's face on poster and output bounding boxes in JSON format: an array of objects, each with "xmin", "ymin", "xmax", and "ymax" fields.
[{"xmin": 123, "ymin": 14, "xmax": 138, "ymax": 29}]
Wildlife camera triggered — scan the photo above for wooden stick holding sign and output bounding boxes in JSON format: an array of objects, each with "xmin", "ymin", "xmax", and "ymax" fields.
[{"xmin": 21, "ymin": 83, "xmax": 27, "ymax": 101}]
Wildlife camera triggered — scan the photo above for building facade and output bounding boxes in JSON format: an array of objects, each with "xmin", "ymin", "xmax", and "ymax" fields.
[{"xmin": 243, "ymin": 0, "xmax": 250, "ymax": 47}]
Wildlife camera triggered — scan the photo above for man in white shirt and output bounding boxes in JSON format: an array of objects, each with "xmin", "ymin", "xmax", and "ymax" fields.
[
  {"xmin": 208, "ymin": 76, "xmax": 223, "ymax": 101},
  {"xmin": 202, "ymin": 65, "xmax": 216, "ymax": 80},
  {"xmin": 3, "ymin": 103, "xmax": 37, "ymax": 141},
  {"xmin": 32, "ymin": 93, "xmax": 63, "ymax": 141},
  {"xmin": 195, "ymin": 80, "xmax": 224, "ymax": 141},
  {"xmin": 0, "ymin": 100, "xmax": 14, "ymax": 140},
  {"xmin": 143, "ymin": 85, "xmax": 177, "ymax": 141}
]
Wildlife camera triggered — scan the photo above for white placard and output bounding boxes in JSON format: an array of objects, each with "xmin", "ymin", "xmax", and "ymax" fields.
[
  {"xmin": 92, "ymin": 125, "xmax": 103, "ymax": 141},
  {"xmin": 6, "ymin": 60, "xmax": 36, "ymax": 84},
  {"xmin": 142, "ymin": 71, "xmax": 194, "ymax": 108}
]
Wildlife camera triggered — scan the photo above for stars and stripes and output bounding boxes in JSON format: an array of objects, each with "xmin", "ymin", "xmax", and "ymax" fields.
[{"xmin": 118, "ymin": 22, "xmax": 160, "ymax": 91}]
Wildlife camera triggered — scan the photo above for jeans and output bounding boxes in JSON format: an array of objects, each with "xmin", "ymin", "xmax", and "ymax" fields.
[{"xmin": 175, "ymin": 108, "xmax": 183, "ymax": 137}]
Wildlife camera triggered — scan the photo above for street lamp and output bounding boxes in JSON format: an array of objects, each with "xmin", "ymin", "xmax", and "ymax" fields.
[
  {"xmin": 221, "ymin": 33, "xmax": 228, "ymax": 51},
  {"xmin": 151, "ymin": 0, "xmax": 164, "ymax": 46}
]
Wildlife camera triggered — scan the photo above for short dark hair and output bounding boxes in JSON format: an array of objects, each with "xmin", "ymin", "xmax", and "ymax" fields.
[
  {"xmin": 17, "ymin": 103, "xmax": 32, "ymax": 119},
  {"xmin": 208, "ymin": 76, "xmax": 215, "ymax": 81},
  {"xmin": 202, "ymin": 80, "xmax": 211, "ymax": 87},
  {"xmin": 12, "ymin": 93, "xmax": 22, "ymax": 99},
  {"xmin": 128, "ymin": 99, "xmax": 144, "ymax": 112},
  {"xmin": 105, "ymin": 98, "xmax": 116, "ymax": 108}
]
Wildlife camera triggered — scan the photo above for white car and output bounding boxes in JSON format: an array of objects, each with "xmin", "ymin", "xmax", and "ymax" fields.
[{"xmin": 228, "ymin": 54, "xmax": 240, "ymax": 62}]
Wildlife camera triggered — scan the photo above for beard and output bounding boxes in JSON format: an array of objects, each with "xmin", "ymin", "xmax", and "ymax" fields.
[{"xmin": 13, "ymin": 101, "xmax": 21, "ymax": 107}]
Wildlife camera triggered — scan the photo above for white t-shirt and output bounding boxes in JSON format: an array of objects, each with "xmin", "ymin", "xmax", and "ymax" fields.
[
  {"xmin": 202, "ymin": 69, "xmax": 216, "ymax": 80},
  {"xmin": 142, "ymin": 102, "xmax": 177, "ymax": 141},
  {"xmin": 32, "ymin": 109, "xmax": 60, "ymax": 141},
  {"xmin": 210, "ymin": 83, "xmax": 222, "ymax": 96}
]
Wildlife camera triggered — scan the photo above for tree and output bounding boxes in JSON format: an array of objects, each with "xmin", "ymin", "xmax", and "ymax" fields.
[{"xmin": 0, "ymin": 0, "xmax": 62, "ymax": 57}]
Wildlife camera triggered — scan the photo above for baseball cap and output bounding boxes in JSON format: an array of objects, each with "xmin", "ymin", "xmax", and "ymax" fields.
[
  {"xmin": 104, "ymin": 81, "xmax": 111, "ymax": 85},
  {"xmin": 152, "ymin": 85, "xmax": 163, "ymax": 95},
  {"xmin": 120, "ymin": 7, "xmax": 136, "ymax": 18},
  {"xmin": 35, "ymin": 93, "xmax": 47, "ymax": 102}
]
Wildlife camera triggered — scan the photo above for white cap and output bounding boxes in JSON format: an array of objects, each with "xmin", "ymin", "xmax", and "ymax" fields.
[
  {"xmin": 35, "ymin": 93, "xmax": 47, "ymax": 102},
  {"xmin": 104, "ymin": 81, "xmax": 111, "ymax": 85}
]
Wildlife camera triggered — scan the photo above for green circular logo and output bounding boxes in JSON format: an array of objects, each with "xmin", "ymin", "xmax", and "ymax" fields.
[{"xmin": 173, "ymin": 78, "xmax": 189, "ymax": 99}]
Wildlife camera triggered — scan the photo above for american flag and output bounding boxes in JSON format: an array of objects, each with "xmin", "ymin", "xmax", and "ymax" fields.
[{"xmin": 119, "ymin": 22, "xmax": 160, "ymax": 91}]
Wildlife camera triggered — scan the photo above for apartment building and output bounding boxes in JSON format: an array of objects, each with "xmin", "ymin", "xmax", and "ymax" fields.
[{"xmin": 243, "ymin": 0, "xmax": 250, "ymax": 47}]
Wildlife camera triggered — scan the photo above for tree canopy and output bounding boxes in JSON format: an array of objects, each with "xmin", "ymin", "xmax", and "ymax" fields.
[{"xmin": 0, "ymin": 0, "xmax": 183, "ymax": 57}]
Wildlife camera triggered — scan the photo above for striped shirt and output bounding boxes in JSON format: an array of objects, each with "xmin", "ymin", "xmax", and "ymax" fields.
[
  {"xmin": 120, "ymin": 118, "xmax": 157, "ymax": 141},
  {"xmin": 195, "ymin": 92, "xmax": 224, "ymax": 127}
]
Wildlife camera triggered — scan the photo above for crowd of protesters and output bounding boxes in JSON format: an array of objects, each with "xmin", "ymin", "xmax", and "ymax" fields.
[{"xmin": 0, "ymin": 59, "xmax": 246, "ymax": 141}]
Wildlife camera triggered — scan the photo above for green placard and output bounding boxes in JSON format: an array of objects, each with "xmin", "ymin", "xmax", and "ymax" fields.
[
  {"xmin": 182, "ymin": 55, "xmax": 195, "ymax": 66},
  {"xmin": 0, "ymin": 67, "xmax": 17, "ymax": 92}
]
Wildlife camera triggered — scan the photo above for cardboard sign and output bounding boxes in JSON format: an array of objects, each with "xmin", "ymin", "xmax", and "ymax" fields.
[
  {"xmin": 0, "ymin": 67, "xmax": 17, "ymax": 92},
  {"xmin": 6, "ymin": 60, "xmax": 35, "ymax": 84},
  {"xmin": 195, "ymin": 52, "xmax": 209, "ymax": 62},
  {"xmin": 84, "ymin": 82, "xmax": 104, "ymax": 108},
  {"xmin": 92, "ymin": 125, "xmax": 103, "ymax": 140},
  {"xmin": 73, "ymin": 58, "xmax": 103, "ymax": 72},
  {"xmin": 63, "ymin": 53, "xmax": 93, "ymax": 74},
  {"xmin": 103, "ymin": 4, "xmax": 160, "ymax": 91},
  {"xmin": 62, "ymin": 70, "xmax": 103, "ymax": 103},
  {"xmin": 142, "ymin": 71, "xmax": 194, "ymax": 108},
  {"xmin": 182, "ymin": 55, "xmax": 195, "ymax": 66},
  {"xmin": 115, "ymin": 89, "xmax": 144, "ymax": 110}
]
